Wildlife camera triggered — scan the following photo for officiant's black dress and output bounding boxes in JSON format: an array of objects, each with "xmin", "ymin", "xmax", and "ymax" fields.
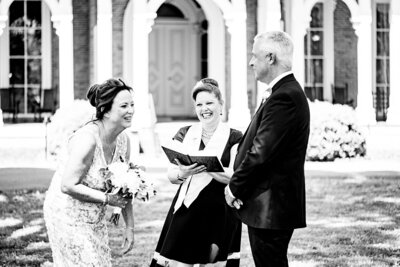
[{"xmin": 150, "ymin": 126, "xmax": 243, "ymax": 267}]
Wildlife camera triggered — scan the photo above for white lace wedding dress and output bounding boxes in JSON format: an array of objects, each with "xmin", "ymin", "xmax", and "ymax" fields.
[{"xmin": 43, "ymin": 126, "xmax": 128, "ymax": 267}]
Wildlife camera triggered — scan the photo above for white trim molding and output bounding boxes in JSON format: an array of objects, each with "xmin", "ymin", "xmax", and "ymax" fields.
[
  {"xmin": 42, "ymin": 2, "xmax": 52, "ymax": 90},
  {"xmin": 0, "ymin": 15, "xmax": 7, "ymax": 36},
  {"xmin": 290, "ymin": 1, "xmax": 309, "ymax": 88},
  {"xmin": 323, "ymin": 0, "xmax": 335, "ymax": 102},
  {"xmin": 96, "ymin": 0, "xmax": 112, "ymax": 83},
  {"xmin": 226, "ymin": 9, "xmax": 251, "ymax": 128},
  {"xmin": 0, "ymin": 15, "xmax": 9, "ymax": 88},
  {"xmin": 52, "ymin": 14, "xmax": 74, "ymax": 108},
  {"xmin": 256, "ymin": 0, "xmax": 282, "ymax": 106},
  {"xmin": 386, "ymin": 0, "xmax": 400, "ymax": 124}
]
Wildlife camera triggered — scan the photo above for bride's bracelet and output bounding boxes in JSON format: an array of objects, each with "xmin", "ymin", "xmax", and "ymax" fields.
[{"xmin": 126, "ymin": 226, "xmax": 134, "ymax": 230}]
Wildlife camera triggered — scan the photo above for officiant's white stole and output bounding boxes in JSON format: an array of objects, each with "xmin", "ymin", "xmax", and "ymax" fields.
[{"xmin": 174, "ymin": 122, "xmax": 230, "ymax": 212}]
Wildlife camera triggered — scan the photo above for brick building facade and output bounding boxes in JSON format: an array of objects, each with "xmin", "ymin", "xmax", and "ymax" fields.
[{"xmin": 0, "ymin": 0, "xmax": 399, "ymax": 126}]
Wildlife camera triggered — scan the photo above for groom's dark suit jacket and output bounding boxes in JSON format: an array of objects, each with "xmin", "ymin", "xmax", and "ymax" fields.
[{"xmin": 229, "ymin": 74, "xmax": 310, "ymax": 229}]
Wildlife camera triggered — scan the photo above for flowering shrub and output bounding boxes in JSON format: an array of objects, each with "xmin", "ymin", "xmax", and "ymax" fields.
[
  {"xmin": 47, "ymin": 99, "xmax": 95, "ymax": 158},
  {"xmin": 307, "ymin": 101, "xmax": 366, "ymax": 161}
]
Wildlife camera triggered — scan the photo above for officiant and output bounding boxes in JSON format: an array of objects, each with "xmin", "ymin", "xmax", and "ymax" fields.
[{"xmin": 150, "ymin": 78, "xmax": 243, "ymax": 267}]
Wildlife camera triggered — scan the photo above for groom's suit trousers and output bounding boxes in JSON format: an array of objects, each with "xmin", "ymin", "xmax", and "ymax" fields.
[{"xmin": 248, "ymin": 226, "xmax": 293, "ymax": 267}]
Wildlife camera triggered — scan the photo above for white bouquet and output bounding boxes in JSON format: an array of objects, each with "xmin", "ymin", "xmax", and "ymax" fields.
[{"xmin": 99, "ymin": 157, "xmax": 156, "ymax": 225}]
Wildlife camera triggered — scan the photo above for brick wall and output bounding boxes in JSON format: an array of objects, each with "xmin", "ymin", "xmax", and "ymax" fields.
[
  {"xmin": 72, "ymin": 0, "xmax": 90, "ymax": 99},
  {"xmin": 51, "ymin": 27, "xmax": 59, "ymax": 107},
  {"xmin": 112, "ymin": 0, "xmax": 129, "ymax": 79},
  {"xmin": 334, "ymin": 0, "xmax": 358, "ymax": 106}
]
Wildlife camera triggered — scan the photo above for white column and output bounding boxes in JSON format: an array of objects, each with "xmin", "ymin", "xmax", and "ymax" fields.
[
  {"xmin": 123, "ymin": 1, "xmax": 133, "ymax": 84},
  {"xmin": 353, "ymin": 15, "xmax": 376, "ymax": 125},
  {"xmin": 0, "ymin": 15, "xmax": 7, "ymax": 126},
  {"xmin": 258, "ymin": 0, "xmax": 281, "ymax": 33},
  {"xmin": 0, "ymin": 15, "xmax": 9, "ymax": 88},
  {"xmin": 290, "ymin": 2, "xmax": 307, "ymax": 88},
  {"xmin": 386, "ymin": 2, "xmax": 400, "ymax": 125},
  {"xmin": 42, "ymin": 4, "xmax": 52, "ymax": 90},
  {"xmin": 226, "ymin": 13, "xmax": 251, "ymax": 129},
  {"xmin": 96, "ymin": 0, "xmax": 112, "ymax": 82},
  {"xmin": 256, "ymin": 0, "xmax": 281, "ymax": 105},
  {"xmin": 53, "ymin": 15, "xmax": 74, "ymax": 108},
  {"xmin": 0, "ymin": 15, "xmax": 6, "ymax": 36},
  {"xmin": 206, "ymin": 8, "xmax": 226, "ymax": 120},
  {"xmin": 324, "ymin": 0, "xmax": 336, "ymax": 102},
  {"xmin": 130, "ymin": 1, "xmax": 156, "ymax": 130}
]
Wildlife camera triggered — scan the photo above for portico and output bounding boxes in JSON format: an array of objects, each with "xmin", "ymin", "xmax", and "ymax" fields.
[{"xmin": 122, "ymin": 0, "xmax": 250, "ymax": 129}]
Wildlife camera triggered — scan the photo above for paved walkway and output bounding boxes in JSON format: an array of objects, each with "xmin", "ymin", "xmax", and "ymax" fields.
[{"xmin": 1, "ymin": 122, "xmax": 400, "ymax": 190}]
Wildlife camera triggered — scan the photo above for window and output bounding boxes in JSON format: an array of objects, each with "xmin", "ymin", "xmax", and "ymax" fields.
[
  {"xmin": 304, "ymin": 3, "xmax": 324, "ymax": 101},
  {"xmin": 157, "ymin": 3, "xmax": 185, "ymax": 18},
  {"xmin": 374, "ymin": 2, "xmax": 390, "ymax": 121},
  {"xmin": 9, "ymin": 0, "xmax": 42, "ymax": 114}
]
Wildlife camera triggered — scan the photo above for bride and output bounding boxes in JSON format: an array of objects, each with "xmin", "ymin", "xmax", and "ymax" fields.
[{"xmin": 43, "ymin": 78, "xmax": 135, "ymax": 266}]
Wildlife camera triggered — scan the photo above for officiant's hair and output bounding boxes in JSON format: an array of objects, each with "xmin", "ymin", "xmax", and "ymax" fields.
[
  {"xmin": 87, "ymin": 78, "xmax": 133, "ymax": 120},
  {"xmin": 192, "ymin": 78, "xmax": 223, "ymax": 105}
]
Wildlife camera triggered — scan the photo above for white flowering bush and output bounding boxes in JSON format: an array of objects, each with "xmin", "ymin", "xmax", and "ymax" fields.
[
  {"xmin": 307, "ymin": 101, "xmax": 366, "ymax": 161},
  {"xmin": 47, "ymin": 99, "xmax": 95, "ymax": 158}
]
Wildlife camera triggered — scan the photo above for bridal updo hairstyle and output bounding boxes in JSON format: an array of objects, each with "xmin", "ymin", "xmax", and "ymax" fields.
[
  {"xmin": 192, "ymin": 78, "xmax": 224, "ymax": 105},
  {"xmin": 86, "ymin": 78, "xmax": 133, "ymax": 120}
]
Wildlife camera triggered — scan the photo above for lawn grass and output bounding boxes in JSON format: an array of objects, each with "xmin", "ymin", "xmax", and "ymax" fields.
[{"xmin": 1, "ymin": 172, "xmax": 399, "ymax": 267}]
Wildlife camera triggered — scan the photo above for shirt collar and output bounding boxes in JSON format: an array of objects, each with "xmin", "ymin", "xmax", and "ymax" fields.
[{"xmin": 267, "ymin": 71, "xmax": 293, "ymax": 90}]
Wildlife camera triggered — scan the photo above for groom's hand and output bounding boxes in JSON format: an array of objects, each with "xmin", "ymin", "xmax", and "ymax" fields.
[
  {"xmin": 233, "ymin": 198, "xmax": 243, "ymax": 209},
  {"xmin": 224, "ymin": 185, "xmax": 243, "ymax": 209}
]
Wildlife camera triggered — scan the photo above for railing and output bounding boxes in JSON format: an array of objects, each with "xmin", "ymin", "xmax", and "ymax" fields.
[{"xmin": 373, "ymin": 86, "xmax": 390, "ymax": 122}]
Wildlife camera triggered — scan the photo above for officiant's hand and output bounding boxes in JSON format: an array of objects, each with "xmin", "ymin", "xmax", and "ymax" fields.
[{"xmin": 175, "ymin": 159, "xmax": 207, "ymax": 179}]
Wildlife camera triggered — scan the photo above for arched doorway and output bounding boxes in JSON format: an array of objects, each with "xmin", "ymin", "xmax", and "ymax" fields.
[
  {"xmin": 123, "ymin": 0, "xmax": 227, "ymax": 124},
  {"xmin": 123, "ymin": 0, "xmax": 249, "ymax": 127},
  {"xmin": 149, "ymin": 1, "xmax": 205, "ymax": 118}
]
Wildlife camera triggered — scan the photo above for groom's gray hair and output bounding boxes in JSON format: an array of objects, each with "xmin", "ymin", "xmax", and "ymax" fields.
[{"xmin": 255, "ymin": 31, "xmax": 294, "ymax": 70}]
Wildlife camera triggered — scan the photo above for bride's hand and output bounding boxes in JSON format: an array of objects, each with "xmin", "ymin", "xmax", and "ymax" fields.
[
  {"xmin": 107, "ymin": 193, "xmax": 128, "ymax": 209},
  {"xmin": 120, "ymin": 227, "xmax": 134, "ymax": 255}
]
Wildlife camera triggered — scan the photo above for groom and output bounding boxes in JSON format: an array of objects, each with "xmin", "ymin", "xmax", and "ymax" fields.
[{"xmin": 225, "ymin": 31, "xmax": 310, "ymax": 267}]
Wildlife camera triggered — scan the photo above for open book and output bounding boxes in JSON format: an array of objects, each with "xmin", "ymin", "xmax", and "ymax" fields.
[{"xmin": 161, "ymin": 145, "xmax": 224, "ymax": 172}]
